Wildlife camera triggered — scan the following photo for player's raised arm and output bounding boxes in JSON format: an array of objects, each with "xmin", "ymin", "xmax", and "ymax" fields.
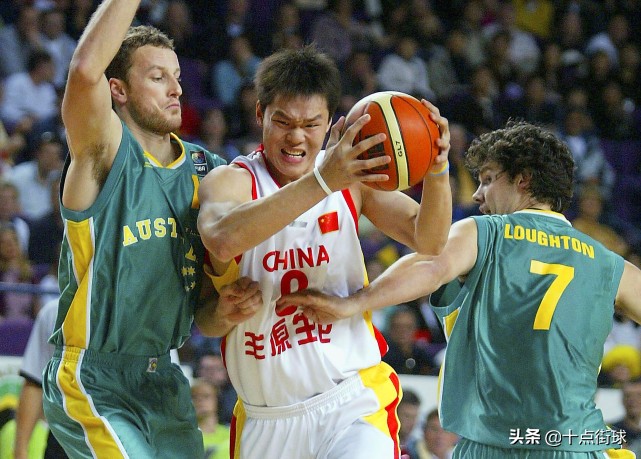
[{"xmin": 61, "ymin": 0, "xmax": 136, "ymax": 210}]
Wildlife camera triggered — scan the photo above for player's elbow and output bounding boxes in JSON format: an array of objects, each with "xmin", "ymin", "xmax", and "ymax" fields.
[
  {"xmin": 67, "ymin": 58, "xmax": 105, "ymax": 86},
  {"xmin": 199, "ymin": 221, "xmax": 238, "ymax": 264},
  {"xmin": 415, "ymin": 236, "xmax": 447, "ymax": 257}
]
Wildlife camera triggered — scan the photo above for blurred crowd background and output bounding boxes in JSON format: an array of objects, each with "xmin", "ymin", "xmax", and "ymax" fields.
[{"xmin": 1, "ymin": 1, "xmax": 641, "ymax": 454}]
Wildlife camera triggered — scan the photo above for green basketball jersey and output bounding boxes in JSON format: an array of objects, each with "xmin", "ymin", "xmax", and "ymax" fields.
[
  {"xmin": 50, "ymin": 123, "xmax": 225, "ymax": 355},
  {"xmin": 432, "ymin": 209, "xmax": 625, "ymax": 452}
]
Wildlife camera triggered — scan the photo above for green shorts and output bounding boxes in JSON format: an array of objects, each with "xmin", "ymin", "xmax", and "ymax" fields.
[
  {"xmin": 43, "ymin": 346, "xmax": 203, "ymax": 459},
  {"xmin": 453, "ymin": 438, "xmax": 634, "ymax": 459}
]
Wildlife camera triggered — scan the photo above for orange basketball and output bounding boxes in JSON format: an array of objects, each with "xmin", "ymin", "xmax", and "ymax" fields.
[{"xmin": 345, "ymin": 91, "xmax": 440, "ymax": 191}]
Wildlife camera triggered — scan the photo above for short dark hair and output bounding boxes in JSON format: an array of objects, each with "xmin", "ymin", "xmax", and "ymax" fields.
[
  {"xmin": 254, "ymin": 44, "xmax": 341, "ymax": 120},
  {"xmin": 401, "ymin": 389, "xmax": 421, "ymax": 406},
  {"xmin": 27, "ymin": 49, "xmax": 53, "ymax": 72},
  {"xmin": 465, "ymin": 120, "xmax": 575, "ymax": 212},
  {"xmin": 105, "ymin": 25, "xmax": 174, "ymax": 82}
]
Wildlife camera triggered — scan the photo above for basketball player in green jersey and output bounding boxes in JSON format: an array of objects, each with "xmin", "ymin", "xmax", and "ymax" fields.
[
  {"xmin": 41, "ymin": 1, "xmax": 261, "ymax": 458},
  {"xmin": 279, "ymin": 121, "xmax": 641, "ymax": 458}
]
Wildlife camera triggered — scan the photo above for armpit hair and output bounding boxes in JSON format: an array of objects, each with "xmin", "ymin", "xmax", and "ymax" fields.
[{"xmin": 86, "ymin": 142, "xmax": 110, "ymax": 190}]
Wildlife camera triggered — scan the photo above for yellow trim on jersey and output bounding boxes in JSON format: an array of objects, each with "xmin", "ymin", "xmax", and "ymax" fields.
[
  {"xmin": 443, "ymin": 307, "xmax": 460, "ymax": 339},
  {"xmin": 378, "ymin": 95, "xmax": 409, "ymax": 190},
  {"xmin": 205, "ymin": 260, "xmax": 240, "ymax": 293},
  {"xmin": 63, "ymin": 219, "xmax": 94, "ymax": 348},
  {"xmin": 191, "ymin": 175, "xmax": 199, "ymax": 209},
  {"xmin": 57, "ymin": 348, "xmax": 127, "ymax": 458},
  {"xmin": 143, "ymin": 133, "xmax": 186, "ymax": 169},
  {"xmin": 232, "ymin": 401, "xmax": 246, "ymax": 459},
  {"xmin": 360, "ymin": 362, "xmax": 402, "ymax": 436}
]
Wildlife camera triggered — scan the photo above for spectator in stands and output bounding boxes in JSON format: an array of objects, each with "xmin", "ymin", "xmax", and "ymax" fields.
[
  {"xmin": 425, "ymin": 28, "xmax": 472, "ymax": 103},
  {"xmin": 12, "ymin": 299, "xmax": 68, "ymax": 459},
  {"xmin": 442, "ymin": 64, "xmax": 501, "ymax": 136},
  {"xmin": 0, "ymin": 49, "xmax": 59, "ymax": 153},
  {"xmin": 39, "ymin": 8, "xmax": 77, "ymax": 90},
  {"xmin": 611, "ymin": 378, "xmax": 641, "ymax": 445},
  {"xmin": 593, "ymin": 81, "xmax": 641, "ymax": 141},
  {"xmin": 194, "ymin": 350, "xmax": 237, "ymax": 426},
  {"xmin": 309, "ymin": 0, "xmax": 361, "ymax": 67},
  {"xmin": 501, "ymin": 74, "xmax": 560, "ymax": 130},
  {"xmin": 64, "ymin": 0, "xmax": 98, "ymax": 41},
  {"xmin": 398, "ymin": 389, "xmax": 422, "ymax": 458},
  {"xmin": 482, "ymin": 1, "xmax": 541, "ymax": 76},
  {"xmin": 513, "ymin": 0, "xmax": 554, "ymax": 41},
  {"xmin": 572, "ymin": 185, "xmax": 629, "ymax": 257},
  {"xmin": 618, "ymin": 42, "xmax": 641, "ymax": 106},
  {"xmin": 0, "ymin": 181, "xmax": 30, "ymax": 253},
  {"xmin": 377, "ymin": 35, "xmax": 435, "ymax": 101},
  {"xmin": 154, "ymin": 0, "xmax": 215, "ymax": 64},
  {"xmin": 190, "ymin": 378, "xmax": 230, "ymax": 459},
  {"xmin": 558, "ymin": 106, "xmax": 615, "ymax": 204},
  {"xmin": 338, "ymin": 49, "xmax": 378, "ymax": 117},
  {"xmin": 268, "ymin": 2, "xmax": 302, "ymax": 54},
  {"xmin": 6, "ymin": 132, "xmax": 63, "ymax": 221},
  {"xmin": 0, "ymin": 114, "xmax": 26, "ymax": 173},
  {"xmin": 455, "ymin": 0, "xmax": 486, "ymax": 68},
  {"xmin": 585, "ymin": 13, "xmax": 630, "ymax": 68},
  {"xmin": 0, "ymin": 5, "xmax": 42, "ymax": 79},
  {"xmin": 206, "ymin": 0, "xmax": 261, "ymax": 64},
  {"xmin": 407, "ymin": 408, "xmax": 459, "ymax": 459},
  {"xmin": 0, "ymin": 224, "xmax": 38, "ymax": 321},
  {"xmin": 224, "ymin": 82, "xmax": 261, "ymax": 156},
  {"xmin": 447, "ymin": 123, "xmax": 478, "ymax": 221},
  {"xmin": 190, "ymin": 106, "xmax": 240, "ymax": 163},
  {"xmin": 211, "ymin": 34, "xmax": 261, "ymax": 108},
  {"xmin": 484, "ymin": 29, "xmax": 519, "ymax": 94},
  {"xmin": 383, "ymin": 305, "xmax": 435, "ymax": 376},
  {"xmin": 27, "ymin": 170, "xmax": 62, "ymax": 267},
  {"xmin": 394, "ymin": 0, "xmax": 444, "ymax": 48}
]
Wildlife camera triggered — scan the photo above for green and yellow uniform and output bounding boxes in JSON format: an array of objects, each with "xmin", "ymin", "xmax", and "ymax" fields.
[
  {"xmin": 432, "ymin": 210, "xmax": 631, "ymax": 458},
  {"xmin": 43, "ymin": 123, "xmax": 225, "ymax": 458}
]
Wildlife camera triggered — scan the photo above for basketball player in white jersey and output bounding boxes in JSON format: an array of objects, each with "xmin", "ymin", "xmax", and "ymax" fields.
[{"xmin": 198, "ymin": 45, "xmax": 452, "ymax": 459}]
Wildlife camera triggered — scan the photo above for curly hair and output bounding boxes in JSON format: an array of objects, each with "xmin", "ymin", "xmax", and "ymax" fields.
[
  {"xmin": 254, "ymin": 44, "xmax": 341, "ymax": 120},
  {"xmin": 105, "ymin": 25, "xmax": 174, "ymax": 83},
  {"xmin": 465, "ymin": 121, "xmax": 575, "ymax": 212}
]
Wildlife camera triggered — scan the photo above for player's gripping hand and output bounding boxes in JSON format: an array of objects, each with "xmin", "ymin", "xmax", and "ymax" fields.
[
  {"xmin": 422, "ymin": 99, "xmax": 451, "ymax": 173},
  {"xmin": 217, "ymin": 277, "xmax": 262, "ymax": 325},
  {"xmin": 276, "ymin": 289, "xmax": 361, "ymax": 324}
]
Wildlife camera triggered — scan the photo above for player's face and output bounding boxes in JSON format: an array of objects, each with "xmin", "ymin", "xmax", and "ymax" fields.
[
  {"xmin": 191, "ymin": 385, "xmax": 218, "ymax": 417},
  {"xmin": 258, "ymin": 94, "xmax": 331, "ymax": 185},
  {"xmin": 472, "ymin": 162, "xmax": 522, "ymax": 215},
  {"xmin": 123, "ymin": 46, "xmax": 183, "ymax": 135}
]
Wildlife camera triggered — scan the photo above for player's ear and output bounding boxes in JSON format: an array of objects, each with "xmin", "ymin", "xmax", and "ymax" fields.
[
  {"xmin": 109, "ymin": 78, "xmax": 127, "ymax": 104},
  {"xmin": 517, "ymin": 171, "xmax": 533, "ymax": 191}
]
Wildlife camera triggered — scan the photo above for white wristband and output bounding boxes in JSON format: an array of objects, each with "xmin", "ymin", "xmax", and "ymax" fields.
[{"xmin": 313, "ymin": 166, "xmax": 333, "ymax": 196}]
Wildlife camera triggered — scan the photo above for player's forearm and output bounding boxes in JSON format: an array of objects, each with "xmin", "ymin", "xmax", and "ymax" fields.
[
  {"xmin": 202, "ymin": 172, "xmax": 328, "ymax": 263},
  {"xmin": 14, "ymin": 382, "xmax": 44, "ymax": 458},
  {"xmin": 70, "ymin": 0, "xmax": 141, "ymax": 81},
  {"xmin": 354, "ymin": 252, "xmax": 444, "ymax": 312},
  {"xmin": 414, "ymin": 167, "xmax": 452, "ymax": 255}
]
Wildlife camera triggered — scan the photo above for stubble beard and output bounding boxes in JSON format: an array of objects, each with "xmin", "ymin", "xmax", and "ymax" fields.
[{"xmin": 127, "ymin": 98, "xmax": 182, "ymax": 136}]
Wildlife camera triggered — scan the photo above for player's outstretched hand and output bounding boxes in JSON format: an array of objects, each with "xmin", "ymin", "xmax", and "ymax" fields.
[
  {"xmin": 317, "ymin": 114, "xmax": 390, "ymax": 191},
  {"xmin": 421, "ymin": 99, "xmax": 451, "ymax": 172},
  {"xmin": 217, "ymin": 277, "xmax": 261, "ymax": 325},
  {"xmin": 276, "ymin": 289, "xmax": 361, "ymax": 324}
]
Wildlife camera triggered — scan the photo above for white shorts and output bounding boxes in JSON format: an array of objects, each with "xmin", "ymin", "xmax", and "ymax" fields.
[{"xmin": 231, "ymin": 363, "xmax": 402, "ymax": 459}]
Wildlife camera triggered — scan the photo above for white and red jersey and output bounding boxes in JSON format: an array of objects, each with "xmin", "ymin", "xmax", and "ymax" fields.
[{"xmin": 222, "ymin": 149, "xmax": 387, "ymax": 407}]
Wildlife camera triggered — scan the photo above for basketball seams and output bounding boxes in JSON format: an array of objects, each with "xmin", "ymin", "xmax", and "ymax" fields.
[
  {"xmin": 378, "ymin": 96, "xmax": 409, "ymax": 191},
  {"xmin": 346, "ymin": 91, "xmax": 438, "ymax": 192}
]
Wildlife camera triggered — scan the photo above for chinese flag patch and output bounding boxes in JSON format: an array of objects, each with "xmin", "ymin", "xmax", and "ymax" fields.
[{"xmin": 318, "ymin": 211, "xmax": 339, "ymax": 234}]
